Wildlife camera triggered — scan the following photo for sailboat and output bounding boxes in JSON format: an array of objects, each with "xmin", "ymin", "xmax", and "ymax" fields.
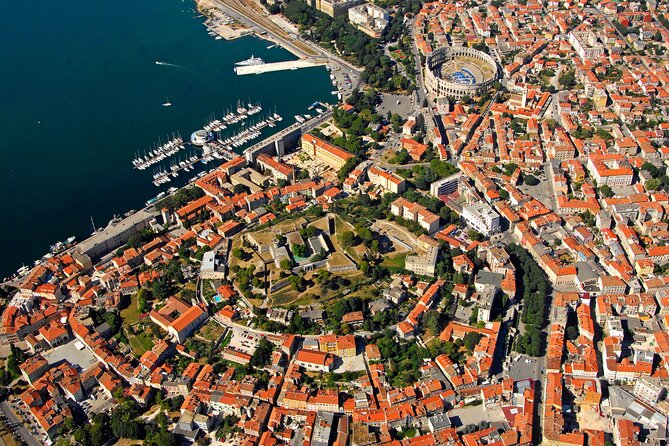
[{"xmin": 162, "ymin": 97, "xmax": 172, "ymax": 107}]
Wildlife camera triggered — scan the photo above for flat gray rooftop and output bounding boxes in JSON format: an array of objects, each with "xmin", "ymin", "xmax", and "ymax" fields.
[{"xmin": 43, "ymin": 339, "xmax": 98, "ymax": 371}]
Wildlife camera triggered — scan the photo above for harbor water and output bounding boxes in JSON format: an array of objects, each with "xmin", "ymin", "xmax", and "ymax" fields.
[{"xmin": 0, "ymin": 0, "xmax": 334, "ymax": 277}]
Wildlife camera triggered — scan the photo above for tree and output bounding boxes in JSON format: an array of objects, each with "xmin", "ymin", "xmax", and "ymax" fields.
[
  {"xmin": 180, "ymin": 288, "xmax": 196, "ymax": 301},
  {"xmin": 74, "ymin": 427, "xmax": 92, "ymax": 446},
  {"xmin": 151, "ymin": 277, "xmax": 172, "ymax": 301},
  {"xmin": 145, "ymin": 429, "xmax": 178, "ymax": 446},
  {"xmin": 642, "ymin": 162, "xmax": 659, "ymax": 178},
  {"xmin": 423, "ymin": 310, "xmax": 445, "ymax": 336},
  {"xmin": 338, "ymin": 157, "xmax": 360, "ymax": 182},
  {"xmin": 233, "ymin": 184, "xmax": 249, "ymax": 194},
  {"xmin": 89, "ymin": 416, "xmax": 112, "ymax": 446},
  {"xmin": 390, "ymin": 149, "xmax": 412, "ymax": 164},
  {"xmin": 558, "ymin": 69, "xmax": 576, "ymax": 88},
  {"xmin": 103, "ymin": 311, "xmax": 121, "ymax": 335},
  {"xmin": 251, "ymin": 338, "xmax": 273, "ymax": 368},
  {"xmin": 289, "ymin": 274, "xmax": 306, "ymax": 291},
  {"xmin": 523, "ymin": 174, "xmax": 539, "ymax": 186},
  {"xmin": 429, "ymin": 159, "xmax": 459, "ymax": 178},
  {"xmin": 507, "ymin": 244, "xmax": 550, "ymax": 357},
  {"xmin": 110, "ymin": 399, "xmax": 144, "ymax": 439},
  {"xmin": 155, "ymin": 186, "xmax": 204, "ymax": 212},
  {"xmin": 463, "ymin": 332, "xmax": 482, "ymax": 351},
  {"xmin": 216, "ymin": 415, "xmax": 240, "ymax": 439},
  {"xmin": 340, "ymin": 231, "xmax": 357, "ymax": 248},
  {"xmin": 315, "ymin": 270, "xmax": 331, "ymax": 284},
  {"xmin": 292, "ymin": 243, "xmax": 308, "ymax": 258},
  {"xmin": 280, "ymin": 259, "xmax": 292, "ymax": 271},
  {"xmin": 599, "ymin": 184, "xmax": 614, "ymax": 198},
  {"xmin": 469, "ymin": 307, "xmax": 479, "ymax": 325},
  {"xmin": 580, "ymin": 210, "xmax": 596, "ymax": 228},
  {"xmin": 646, "ymin": 178, "xmax": 662, "ymax": 191},
  {"xmin": 136, "ymin": 288, "xmax": 151, "ymax": 314},
  {"xmin": 300, "ymin": 226, "xmax": 317, "ymax": 238},
  {"xmin": 232, "ymin": 248, "xmax": 244, "ymax": 260},
  {"xmin": 595, "ymin": 128, "xmax": 613, "ymax": 141}
]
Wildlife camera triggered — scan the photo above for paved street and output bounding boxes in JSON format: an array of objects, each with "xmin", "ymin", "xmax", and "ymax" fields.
[{"xmin": 0, "ymin": 401, "xmax": 41, "ymax": 446}]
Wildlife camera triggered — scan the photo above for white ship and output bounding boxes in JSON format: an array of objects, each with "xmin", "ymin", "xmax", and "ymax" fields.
[{"xmin": 235, "ymin": 55, "xmax": 264, "ymax": 66}]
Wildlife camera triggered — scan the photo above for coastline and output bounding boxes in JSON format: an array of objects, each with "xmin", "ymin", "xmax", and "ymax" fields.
[
  {"xmin": 0, "ymin": 0, "xmax": 338, "ymax": 280},
  {"xmin": 195, "ymin": 0, "xmax": 318, "ymax": 59},
  {"xmin": 196, "ymin": 0, "xmax": 252, "ymax": 41}
]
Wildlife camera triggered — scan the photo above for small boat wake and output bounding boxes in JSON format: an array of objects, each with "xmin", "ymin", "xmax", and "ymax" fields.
[{"xmin": 155, "ymin": 60, "xmax": 182, "ymax": 68}]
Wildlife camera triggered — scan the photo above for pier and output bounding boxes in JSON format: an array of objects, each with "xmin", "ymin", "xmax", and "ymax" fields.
[
  {"xmin": 244, "ymin": 109, "xmax": 333, "ymax": 162},
  {"xmin": 235, "ymin": 59, "xmax": 327, "ymax": 75}
]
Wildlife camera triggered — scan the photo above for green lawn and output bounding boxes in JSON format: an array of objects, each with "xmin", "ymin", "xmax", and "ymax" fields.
[
  {"xmin": 270, "ymin": 287, "xmax": 301, "ymax": 307},
  {"xmin": 221, "ymin": 330, "xmax": 233, "ymax": 348},
  {"xmin": 198, "ymin": 320, "xmax": 227, "ymax": 342},
  {"xmin": 120, "ymin": 293, "xmax": 141, "ymax": 325},
  {"xmin": 382, "ymin": 252, "xmax": 408, "ymax": 270},
  {"xmin": 202, "ymin": 280, "xmax": 217, "ymax": 300},
  {"xmin": 128, "ymin": 331, "xmax": 154, "ymax": 356}
]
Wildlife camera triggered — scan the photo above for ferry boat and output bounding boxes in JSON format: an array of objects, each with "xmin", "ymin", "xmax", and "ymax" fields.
[
  {"xmin": 50, "ymin": 236, "xmax": 76, "ymax": 254},
  {"xmin": 235, "ymin": 56, "xmax": 264, "ymax": 66}
]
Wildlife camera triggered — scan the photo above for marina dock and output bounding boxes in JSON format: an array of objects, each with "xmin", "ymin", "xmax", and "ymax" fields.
[{"xmin": 235, "ymin": 59, "xmax": 327, "ymax": 75}]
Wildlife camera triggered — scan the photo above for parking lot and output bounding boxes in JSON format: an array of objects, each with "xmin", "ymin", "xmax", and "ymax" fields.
[
  {"xmin": 1, "ymin": 399, "xmax": 44, "ymax": 446},
  {"xmin": 328, "ymin": 62, "xmax": 359, "ymax": 102},
  {"xmin": 81, "ymin": 387, "xmax": 114, "ymax": 416},
  {"xmin": 228, "ymin": 328, "xmax": 262, "ymax": 355}
]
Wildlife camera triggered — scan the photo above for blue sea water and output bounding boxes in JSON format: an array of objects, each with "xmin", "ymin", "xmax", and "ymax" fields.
[{"xmin": 0, "ymin": 0, "xmax": 333, "ymax": 277}]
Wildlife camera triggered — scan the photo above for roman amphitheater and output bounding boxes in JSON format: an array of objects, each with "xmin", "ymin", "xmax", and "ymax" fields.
[{"xmin": 424, "ymin": 46, "xmax": 500, "ymax": 99}]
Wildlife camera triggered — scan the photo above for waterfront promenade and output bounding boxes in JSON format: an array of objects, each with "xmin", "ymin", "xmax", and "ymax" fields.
[{"xmin": 235, "ymin": 59, "xmax": 327, "ymax": 75}]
